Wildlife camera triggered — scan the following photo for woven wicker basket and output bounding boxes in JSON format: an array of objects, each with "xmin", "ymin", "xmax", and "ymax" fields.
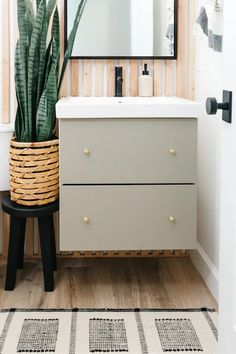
[{"xmin": 9, "ymin": 138, "xmax": 59, "ymax": 206}]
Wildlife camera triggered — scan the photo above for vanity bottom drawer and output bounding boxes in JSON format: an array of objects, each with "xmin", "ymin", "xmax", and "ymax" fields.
[{"xmin": 60, "ymin": 185, "xmax": 196, "ymax": 251}]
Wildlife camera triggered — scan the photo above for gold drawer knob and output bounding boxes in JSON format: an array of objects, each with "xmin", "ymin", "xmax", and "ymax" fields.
[
  {"xmin": 83, "ymin": 148, "xmax": 90, "ymax": 155},
  {"xmin": 83, "ymin": 217, "xmax": 89, "ymax": 224},
  {"xmin": 169, "ymin": 148, "xmax": 176, "ymax": 155},
  {"xmin": 169, "ymin": 216, "xmax": 176, "ymax": 224}
]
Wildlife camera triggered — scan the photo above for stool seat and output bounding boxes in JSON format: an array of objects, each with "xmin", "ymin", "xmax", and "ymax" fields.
[
  {"xmin": 2, "ymin": 194, "xmax": 59, "ymax": 292},
  {"xmin": 2, "ymin": 194, "xmax": 59, "ymax": 218}
]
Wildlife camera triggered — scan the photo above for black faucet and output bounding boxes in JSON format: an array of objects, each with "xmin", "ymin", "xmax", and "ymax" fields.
[{"xmin": 115, "ymin": 67, "xmax": 123, "ymax": 97}]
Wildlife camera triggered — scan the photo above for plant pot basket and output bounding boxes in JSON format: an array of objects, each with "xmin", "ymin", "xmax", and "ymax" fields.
[{"xmin": 9, "ymin": 138, "xmax": 59, "ymax": 206}]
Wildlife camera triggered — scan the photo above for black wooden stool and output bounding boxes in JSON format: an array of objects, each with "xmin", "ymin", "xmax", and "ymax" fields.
[{"xmin": 2, "ymin": 194, "xmax": 59, "ymax": 292}]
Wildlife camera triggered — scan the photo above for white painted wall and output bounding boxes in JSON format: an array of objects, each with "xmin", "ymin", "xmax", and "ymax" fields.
[
  {"xmin": 191, "ymin": 0, "xmax": 223, "ymax": 301},
  {"xmin": 218, "ymin": 0, "xmax": 236, "ymax": 348}
]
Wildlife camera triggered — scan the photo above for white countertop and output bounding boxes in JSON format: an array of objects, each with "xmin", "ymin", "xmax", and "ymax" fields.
[{"xmin": 56, "ymin": 96, "xmax": 202, "ymax": 119}]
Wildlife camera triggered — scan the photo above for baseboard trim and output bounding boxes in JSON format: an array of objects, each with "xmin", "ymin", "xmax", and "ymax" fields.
[{"xmin": 190, "ymin": 243, "xmax": 219, "ymax": 302}]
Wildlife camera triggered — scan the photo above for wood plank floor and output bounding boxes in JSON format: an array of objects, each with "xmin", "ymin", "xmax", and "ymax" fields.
[{"xmin": 0, "ymin": 258, "xmax": 217, "ymax": 309}]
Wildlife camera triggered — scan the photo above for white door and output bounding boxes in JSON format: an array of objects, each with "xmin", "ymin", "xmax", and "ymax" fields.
[{"xmin": 218, "ymin": 0, "xmax": 236, "ymax": 352}]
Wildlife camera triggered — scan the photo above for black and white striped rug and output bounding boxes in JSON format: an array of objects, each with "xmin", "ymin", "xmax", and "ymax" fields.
[{"xmin": 0, "ymin": 308, "xmax": 217, "ymax": 353}]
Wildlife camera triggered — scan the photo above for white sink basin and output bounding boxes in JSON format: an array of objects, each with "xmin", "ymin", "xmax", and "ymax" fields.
[{"xmin": 56, "ymin": 96, "xmax": 201, "ymax": 119}]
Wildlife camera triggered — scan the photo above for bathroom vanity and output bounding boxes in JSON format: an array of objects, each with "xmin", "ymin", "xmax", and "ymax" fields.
[{"xmin": 56, "ymin": 97, "xmax": 200, "ymax": 251}]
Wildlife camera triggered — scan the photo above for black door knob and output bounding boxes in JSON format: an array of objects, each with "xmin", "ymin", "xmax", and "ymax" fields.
[
  {"xmin": 206, "ymin": 97, "xmax": 229, "ymax": 115},
  {"xmin": 206, "ymin": 91, "xmax": 232, "ymax": 123}
]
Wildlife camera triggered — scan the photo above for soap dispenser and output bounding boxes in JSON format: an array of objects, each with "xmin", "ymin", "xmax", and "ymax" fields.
[{"xmin": 138, "ymin": 63, "xmax": 153, "ymax": 97}]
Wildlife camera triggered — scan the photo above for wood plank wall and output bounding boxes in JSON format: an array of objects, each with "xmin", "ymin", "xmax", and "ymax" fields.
[{"xmin": 0, "ymin": 0, "xmax": 195, "ymax": 258}]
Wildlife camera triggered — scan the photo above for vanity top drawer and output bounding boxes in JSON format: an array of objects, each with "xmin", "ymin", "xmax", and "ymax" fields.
[
  {"xmin": 60, "ymin": 118, "xmax": 197, "ymax": 184},
  {"xmin": 60, "ymin": 185, "xmax": 196, "ymax": 251}
]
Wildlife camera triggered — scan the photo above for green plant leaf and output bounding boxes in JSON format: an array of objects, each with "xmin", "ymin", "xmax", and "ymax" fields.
[
  {"xmin": 35, "ymin": 91, "xmax": 51, "ymax": 141},
  {"xmin": 36, "ymin": 72, "xmax": 57, "ymax": 141},
  {"xmin": 16, "ymin": 0, "xmax": 31, "ymax": 140},
  {"xmin": 36, "ymin": 48, "xmax": 59, "ymax": 141},
  {"xmin": 15, "ymin": 90, "xmax": 25, "ymax": 142},
  {"xmin": 27, "ymin": 0, "xmax": 46, "ymax": 141},
  {"xmin": 47, "ymin": 0, "xmax": 57, "ymax": 23},
  {"xmin": 36, "ymin": 0, "xmax": 48, "ymax": 111},
  {"xmin": 25, "ymin": 0, "xmax": 35, "ymax": 34},
  {"xmin": 15, "ymin": 40, "xmax": 29, "ymax": 141},
  {"xmin": 51, "ymin": 7, "xmax": 60, "ymax": 81},
  {"xmin": 15, "ymin": 108, "xmax": 22, "ymax": 141},
  {"xmin": 15, "ymin": 0, "xmax": 87, "ymax": 142},
  {"xmin": 17, "ymin": 0, "xmax": 31, "ymax": 42},
  {"xmin": 43, "ymin": 38, "xmax": 53, "ymax": 90}
]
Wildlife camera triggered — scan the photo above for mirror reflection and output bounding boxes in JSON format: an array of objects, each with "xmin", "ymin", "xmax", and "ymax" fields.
[{"xmin": 66, "ymin": 0, "xmax": 177, "ymax": 58}]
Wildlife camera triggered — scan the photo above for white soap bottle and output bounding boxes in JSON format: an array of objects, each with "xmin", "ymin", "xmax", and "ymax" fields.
[{"xmin": 138, "ymin": 63, "xmax": 153, "ymax": 97}]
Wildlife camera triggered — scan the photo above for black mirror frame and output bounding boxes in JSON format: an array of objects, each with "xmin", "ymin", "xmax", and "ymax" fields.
[{"xmin": 65, "ymin": 0, "xmax": 178, "ymax": 60}]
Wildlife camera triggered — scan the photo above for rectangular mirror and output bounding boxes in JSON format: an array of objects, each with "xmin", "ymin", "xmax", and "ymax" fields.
[{"xmin": 65, "ymin": 0, "xmax": 178, "ymax": 59}]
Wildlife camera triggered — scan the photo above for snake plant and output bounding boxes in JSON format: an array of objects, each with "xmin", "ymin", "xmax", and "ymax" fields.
[{"xmin": 15, "ymin": 0, "xmax": 87, "ymax": 142}]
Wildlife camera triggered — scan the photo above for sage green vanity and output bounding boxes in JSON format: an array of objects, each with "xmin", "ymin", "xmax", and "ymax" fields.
[{"xmin": 56, "ymin": 97, "xmax": 200, "ymax": 251}]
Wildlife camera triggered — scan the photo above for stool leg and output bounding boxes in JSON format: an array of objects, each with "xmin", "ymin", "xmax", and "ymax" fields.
[
  {"xmin": 5, "ymin": 216, "xmax": 24, "ymax": 291},
  {"xmin": 38, "ymin": 216, "xmax": 54, "ymax": 292},
  {"xmin": 17, "ymin": 218, "xmax": 26, "ymax": 269},
  {"xmin": 49, "ymin": 215, "xmax": 57, "ymax": 271}
]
